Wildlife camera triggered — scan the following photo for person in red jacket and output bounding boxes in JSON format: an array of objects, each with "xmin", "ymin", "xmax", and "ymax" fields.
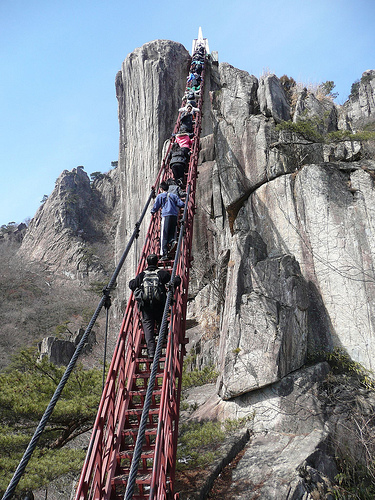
[{"xmin": 176, "ymin": 132, "xmax": 193, "ymax": 150}]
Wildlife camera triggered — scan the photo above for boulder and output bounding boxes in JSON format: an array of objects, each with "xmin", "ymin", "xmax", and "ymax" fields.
[
  {"xmin": 217, "ymin": 238, "xmax": 309, "ymax": 398},
  {"xmin": 190, "ymin": 363, "xmax": 332, "ymax": 498},
  {"xmin": 38, "ymin": 329, "xmax": 96, "ymax": 366},
  {"xmin": 38, "ymin": 337, "xmax": 75, "ymax": 366}
]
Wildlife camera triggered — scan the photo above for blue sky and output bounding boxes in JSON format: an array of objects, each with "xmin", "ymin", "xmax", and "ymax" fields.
[{"xmin": 1, "ymin": 0, "xmax": 374, "ymax": 227}]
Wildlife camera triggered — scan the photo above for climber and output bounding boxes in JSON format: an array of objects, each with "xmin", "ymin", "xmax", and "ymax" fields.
[
  {"xmin": 151, "ymin": 181, "xmax": 184, "ymax": 261},
  {"xmin": 191, "ymin": 59, "xmax": 204, "ymax": 75},
  {"xmin": 178, "ymin": 103, "xmax": 199, "ymax": 133},
  {"xmin": 175, "ymin": 132, "xmax": 193, "ymax": 152},
  {"xmin": 186, "ymin": 72, "xmax": 201, "ymax": 90},
  {"xmin": 168, "ymin": 142, "xmax": 190, "ymax": 184},
  {"xmin": 184, "ymin": 88, "xmax": 200, "ymax": 107},
  {"xmin": 167, "ymin": 177, "xmax": 186, "ymax": 199},
  {"xmin": 129, "ymin": 254, "xmax": 180, "ymax": 359}
]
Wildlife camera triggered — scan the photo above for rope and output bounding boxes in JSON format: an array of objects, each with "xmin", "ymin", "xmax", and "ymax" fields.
[
  {"xmin": 1, "ymin": 187, "xmax": 155, "ymax": 500},
  {"xmin": 149, "ymin": 183, "xmax": 192, "ymax": 499},
  {"xmin": 124, "ymin": 184, "xmax": 191, "ymax": 500},
  {"xmin": 102, "ymin": 293, "xmax": 112, "ymax": 391}
]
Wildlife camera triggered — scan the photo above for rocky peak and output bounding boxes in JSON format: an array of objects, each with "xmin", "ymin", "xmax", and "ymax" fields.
[
  {"xmin": 258, "ymin": 73, "xmax": 290, "ymax": 122},
  {"xmin": 18, "ymin": 165, "xmax": 120, "ymax": 281},
  {"xmin": 344, "ymin": 69, "xmax": 375, "ymax": 129},
  {"xmin": 114, "ymin": 39, "xmax": 191, "ymax": 291},
  {"xmin": 0, "ymin": 222, "xmax": 27, "ymax": 244}
]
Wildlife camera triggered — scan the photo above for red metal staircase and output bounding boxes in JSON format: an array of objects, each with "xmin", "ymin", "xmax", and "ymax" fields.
[{"xmin": 74, "ymin": 37, "xmax": 208, "ymax": 500}]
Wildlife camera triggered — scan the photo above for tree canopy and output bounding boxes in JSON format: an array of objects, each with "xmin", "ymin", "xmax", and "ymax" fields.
[{"xmin": 0, "ymin": 348, "xmax": 102, "ymax": 497}]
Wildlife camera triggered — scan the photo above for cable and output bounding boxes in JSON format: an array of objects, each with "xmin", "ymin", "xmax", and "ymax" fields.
[
  {"xmin": 124, "ymin": 184, "xmax": 191, "ymax": 500},
  {"xmin": 1, "ymin": 187, "xmax": 155, "ymax": 500},
  {"xmin": 102, "ymin": 293, "xmax": 112, "ymax": 392}
]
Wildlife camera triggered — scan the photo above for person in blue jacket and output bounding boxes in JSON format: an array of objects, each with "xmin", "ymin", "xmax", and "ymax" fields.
[{"xmin": 151, "ymin": 181, "xmax": 184, "ymax": 261}]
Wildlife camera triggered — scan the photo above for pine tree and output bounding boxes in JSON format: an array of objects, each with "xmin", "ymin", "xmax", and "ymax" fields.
[{"xmin": 0, "ymin": 348, "xmax": 102, "ymax": 496}]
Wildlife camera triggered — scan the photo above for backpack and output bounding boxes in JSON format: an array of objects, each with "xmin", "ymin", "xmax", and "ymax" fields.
[{"xmin": 135, "ymin": 269, "xmax": 165, "ymax": 306}]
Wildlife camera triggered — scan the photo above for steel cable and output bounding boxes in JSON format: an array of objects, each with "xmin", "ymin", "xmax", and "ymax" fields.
[
  {"xmin": 1, "ymin": 187, "xmax": 155, "ymax": 500},
  {"xmin": 124, "ymin": 185, "xmax": 191, "ymax": 500}
]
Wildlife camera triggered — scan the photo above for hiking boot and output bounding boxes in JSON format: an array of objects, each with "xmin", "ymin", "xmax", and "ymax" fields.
[{"xmin": 169, "ymin": 240, "xmax": 177, "ymax": 253}]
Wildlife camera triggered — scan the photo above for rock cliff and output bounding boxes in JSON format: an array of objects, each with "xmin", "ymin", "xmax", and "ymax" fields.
[
  {"xmin": 112, "ymin": 40, "xmax": 375, "ymax": 498},
  {"xmin": 114, "ymin": 40, "xmax": 191, "ymax": 291},
  {"xmin": 11, "ymin": 38, "xmax": 375, "ymax": 498},
  {"xmin": 18, "ymin": 165, "xmax": 120, "ymax": 281}
]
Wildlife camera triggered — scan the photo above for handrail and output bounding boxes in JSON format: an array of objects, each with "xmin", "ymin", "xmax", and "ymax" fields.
[
  {"xmin": 75, "ymin": 39, "xmax": 207, "ymax": 500},
  {"xmin": 74, "ymin": 109, "xmax": 192, "ymax": 498},
  {"xmin": 124, "ymin": 182, "xmax": 192, "ymax": 499}
]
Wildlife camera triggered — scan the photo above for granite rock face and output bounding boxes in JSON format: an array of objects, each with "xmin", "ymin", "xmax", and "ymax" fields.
[
  {"xmin": 112, "ymin": 42, "xmax": 375, "ymax": 388},
  {"xmin": 18, "ymin": 166, "xmax": 119, "ymax": 281},
  {"xmin": 114, "ymin": 40, "xmax": 191, "ymax": 292},
  {"xmin": 218, "ymin": 251, "xmax": 309, "ymax": 399},
  {"xmin": 38, "ymin": 329, "xmax": 96, "ymax": 365},
  {"xmin": 344, "ymin": 69, "xmax": 375, "ymax": 128},
  {"xmin": 245, "ymin": 162, "xmax": 375, "ymax": 370},
  {"xmin": 258, "ymin": 73, "xmax": 291, "ymax": 123},
  {"xmin": 190, "ymin": 363, "xmax": 334, "ymax": 499},
  {"xmin": 192, "ymin": 62, "xmax": 375, "ymax": 387},
  {"xmin": 12, "ymin": 38, "xmax": 375, "ymax": 499}
]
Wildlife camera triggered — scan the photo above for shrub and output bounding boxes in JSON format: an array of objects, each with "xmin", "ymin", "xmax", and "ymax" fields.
[
  {"xmin": 312, "ymin": 348, "xmax": 375, "ymax": 497},
  {"xmin": 0, "ymin": 348, "xmax": 102, "ymax": 496},
  {"xmin": 361, "ymin": 73, "xmax": 374, "ymax": 85},
  {"xmin": 181, "ymin": 363, "xmax": 218, "ymax": 390},
  {"xmin": 177, "ymin": 421, "xmax": 225, "ymax": 470},
  {"xmin": 177, "ymin": 415, "xmax": 253, "ymax": 472},
  {"xmin": 280, "ymin": 75, "xmax": 296, "ymax": 104},
  {"xmin": 319, "ymin": 80, "xmax": 339, "ymax": 100},
  {"xmin": 327, "ymin": 130, "xmax": 375, "ymax": 143},
  {"xmin": 90, "ymin": 171, "xmax": 105, "ymax": 184},
  {"xmin": 349, "ymin": 79, "xmax": 360, "ymax": 100},
  {"xmin": 277, "ymin": 119, "xmax": 375, "ymax": 146},
  {"xmin": 276, "ymin": 119, "xmax": 324, "ymax": 143}
]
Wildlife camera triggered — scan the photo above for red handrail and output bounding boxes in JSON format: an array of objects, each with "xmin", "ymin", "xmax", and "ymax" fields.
[{"xmin": 75, "ymin": 44, "xmax": 206, "ymax": 500}]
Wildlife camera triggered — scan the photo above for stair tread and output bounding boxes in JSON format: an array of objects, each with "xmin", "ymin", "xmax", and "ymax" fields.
[
  {"xmin": 119, "ymin": 449, "xmax": 155, "ymax": 459},
  {"xmin": 120, "ymin": 444, "xmax": 155, "ymax": 453},
  {"xmin": 133, "ymin": 372, "xmax": 164, "ymax": 379},
  {"xmin": 123, "ymin": 427, "xmax": 158, "ymax": 435},
  {"xmin": 112, "ymin": 472, "xmax": 152, "ymax": 485},
  {"xmin": 129, "ymin": 389, "xmax": 162, "ymax": 396},
  {"xmin": 126, "ymin": 407, "xmax": 160, "ymax": 415}
]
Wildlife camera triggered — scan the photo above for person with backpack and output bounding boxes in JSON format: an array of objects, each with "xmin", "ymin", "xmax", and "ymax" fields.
[
  {"xmin": 168, "ymin": 142, "xmax": 189, "ymax": 185},
  {"xmin": 166, "ymin": 178, "xmax": 186, "ymax": 199},
  {"xmin": 129, "ymin": 254, "xmax": 181, "ymax": 358},
  {"xmin": 183, "ymin": 87, "xmax": 201, "ymax": 104},
  {"xmin": 175, "ymin": 132, "xmax": 193, "ymax": 152},
  {"xmin": 151, "ymin": 181, "xmax": 184, "ymax": 261}
]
